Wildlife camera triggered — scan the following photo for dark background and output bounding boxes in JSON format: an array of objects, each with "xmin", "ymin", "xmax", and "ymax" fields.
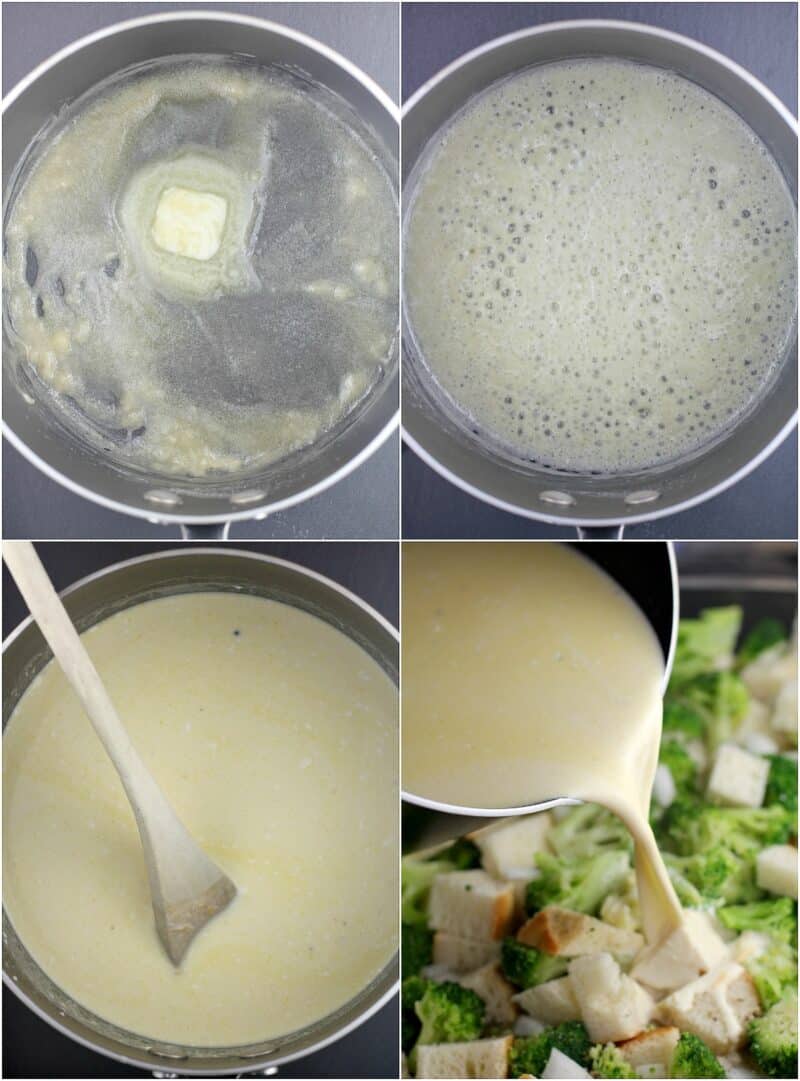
[
  {"xmin": 2, "ymin": 1, "xmax": 400, "ymax": 540},
  {"xmin": 3, "ymin": 541, "xmax": 399, "ymax": 1078},
  {"xmin": 402, "ymin": 2, "xmax": 798, "ymax": 539}
]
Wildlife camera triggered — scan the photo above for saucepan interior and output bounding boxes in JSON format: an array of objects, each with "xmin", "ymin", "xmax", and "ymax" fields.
[
  {"xmin": 2, "ymin": 548, "xmax": 399, "ymax": 1075},
  {"xmin": 402, "ymin": 20, "xmax": 797, "ymax": 528},
  {"xmin": 2, "ymin": 13, "xmax": 399, "ymax": 527}
]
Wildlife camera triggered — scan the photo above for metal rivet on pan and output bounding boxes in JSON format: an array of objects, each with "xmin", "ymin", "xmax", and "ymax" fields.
[
  {"xmin": 625, "ymin": 489, "xmax": 660, "ymax": 505},
  {"xmin": 539, "ymin": 490, "xmax": 575, "ymax": 506},
  {"xmin": 229, "ymin": 489, "xmax": 265, "ymax": 506},
  {"xmin": 144, "ymin": 489, "xmax": 182, "ymax": 507}
]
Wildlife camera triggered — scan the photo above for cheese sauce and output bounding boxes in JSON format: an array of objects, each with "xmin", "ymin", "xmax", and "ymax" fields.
[
  {"xmin": 3, "ymin": 591, "xmax": 398, "ymax": 1046},
  {"xmin": 404, "ymin": 59, "xmax": 797, "ymax": 474},
  {"xmin": 402, "ymin": 542, "xmax": 682, "ymax": 944}
]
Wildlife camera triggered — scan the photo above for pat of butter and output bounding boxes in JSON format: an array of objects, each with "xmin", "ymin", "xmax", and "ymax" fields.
[{"xmin": 151, "ymin": 186, "xmax": 228, "ymax": 261}]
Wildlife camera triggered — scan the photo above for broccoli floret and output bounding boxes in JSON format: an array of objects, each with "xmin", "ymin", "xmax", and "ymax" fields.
[
  {"xmin": 436, "ymin": 837, "xmax": 482, "ymax": 869},
  {"xmin": 669, "ymin": 671, "xmax": 750, "ymax": 752},
  {"xmin": 402, "ymin": 922, "xmax": 433, "ymax": 979},
  {"xmin": 402, "ymin": 975, "xmax": 429, "ymax": 1011},
  {"xmin": 547, "ymin": 803, "xmax": 633, "ymax": 860},
  {"xmin": 717, "ymin": 897, "xmax": 797, "ymax": 945},
  {"xmin": 664, "ymin": 844, "xmax": 760, "ymax": 906},
  {"xmin": 748, "ymin": 990, "xmax": 798, "ymax": 1078},
  {"xmin": 671, "ymin": 606, "xmax": 742, "ymax": 687},
  {"xmin": 663, "ymin": 699, "xmax": 707, "ymax": 740},
  {"xmin": 669, "ymin": 1031, "xmax": 726, "ymax": 1078},
  {"xmin": 746, "ymin": 935, "xmax": 798, "ymax": 1011},
  {"xmin": 764, "ymin": 755, "xmax": 798, "ymax": 818},
  {"xmin": 659, "ymin": 739, "xmax": 698, "ymax": 794},
  {"xmin": 509, "ymin": 1022, "xmax": 591, "ymax": 1078},
  {"xmin": 411, "ymin": 980, "xmax": 485, "ymax": 1068},
  {"xmin": 659, "ymin": 797, "xmax": 793, "ymax": 859},
  {"xmin": 526, "ymin": 849, "xmax": 631, "ymax": 917},
  {"xmin": 589, "ymin": 1042, "xmax": 638, "ymax": 1078},
  {"xmin": 737, "ymin": 618, "xmax": 787, "ymax": 668},
  {"xmin": 500, "ymin": 937, "xmax": 568, "ymax": 989},
  {"xmin": 401, "ymin": 975, "xmax": 428, "ymax": 1055}
]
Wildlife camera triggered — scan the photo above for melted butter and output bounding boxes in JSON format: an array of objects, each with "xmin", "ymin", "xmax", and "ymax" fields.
[
  {"xmin": 4, "ymin": 56, "xmax": 398, "ymax": 478},
  {"xmin": 402, "ymin": 542, "xmax": 682, "ymax": 944},
  {"xmin": 3, "ymin": 592, "xmax": 398, "ymax": 1046}
]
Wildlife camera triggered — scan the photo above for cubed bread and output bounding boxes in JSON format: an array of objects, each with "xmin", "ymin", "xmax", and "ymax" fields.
[
  {"xmin": 432, "ymin": 931, "xmax": 502, "ymax": 973},
  {"xmin": 618, "ymin": 1026, "xmax": 680, "ymax": 1072},
  {"xmin": 460, "ymin": 962, "xmax": 518, "ymax": 1025},
  {"xmin": 568, "ymin": 953, "xmax": 654, "ymax": 1043},
  {"xmin": 518, "ymin": 906, "xmax": 643, "ymax": 961},
  {"xmin": 415, "ymin": 1036, "xmax": 513, "ymax": 1079},
  {"xmin": 756, "ymin": 844, "xmax": 798, "ymax": 899},
  {"xmin": 513, "ymin": 977, "xmax": 581, "ymax": 1024},
  {"xmin": 631, "ymin": 909, "xmax": 728, "ymax": 992},
  {"xmin": 706, "ymin": 744, "xmax": 769, "ymax": 808},
  {"xmin": 428, "ymin": 871, "xmax": 515, "ymax": 941},
  {"xmin": 656, "ymin": 962, "xmax": 761, "ymax": 1054},
  {"xmin": 470, "ymin": 813, "xmax": 552, "ymax": 879}
]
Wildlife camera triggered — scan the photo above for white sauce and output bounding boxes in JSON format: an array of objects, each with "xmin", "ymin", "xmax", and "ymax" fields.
[{"xmin": 3, "ymin": 592, "xmax": 398, "ymax": 1046}]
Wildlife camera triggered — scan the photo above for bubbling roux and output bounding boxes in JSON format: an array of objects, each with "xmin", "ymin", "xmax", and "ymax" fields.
[
  {"xmin": 405, "ymin": 59, "xmax": 797, "ymax": 473},
  {"xmin": 4, "ymin": 57, "xmax": 398, "ymax": 477},
  {"xmin": 3, "ymin": 592, "xmax": 398, "ymax": 1046}
]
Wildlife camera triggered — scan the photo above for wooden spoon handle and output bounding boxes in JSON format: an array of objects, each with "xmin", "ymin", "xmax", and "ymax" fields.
[{"xmin": 3, "ymin": 541, "xmax": 147, "ymax": 795}]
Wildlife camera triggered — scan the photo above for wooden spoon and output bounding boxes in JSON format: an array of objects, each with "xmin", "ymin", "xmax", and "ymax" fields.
[{"xmin": 3, "ymin": 541, "xmax": 237, "ymax": 965}]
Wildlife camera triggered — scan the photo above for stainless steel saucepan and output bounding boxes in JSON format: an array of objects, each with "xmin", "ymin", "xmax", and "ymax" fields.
[
  {"xmin": 401, "ymin": 539, "xmax": 678, "ymax": 823},
  {"xmin": 3, "ymin": 12, "xmax": 399, "ymax": 539},
  {"xmin": 3, "ymin": 546, "xmax": 399, "ymax": 1075},
  {"xmin": 402, "ymin": 21, "xmax": 797, "ymax": 537}
]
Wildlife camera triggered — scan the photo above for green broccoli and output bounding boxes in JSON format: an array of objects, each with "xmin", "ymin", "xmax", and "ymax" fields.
[
  {"xmin": 717, "ymin": 897, "xmax": 797, "ymax": 945},
  {"xmin": 402, "ymin": 922, "xmax": 433, "ymax": 979},
  {"xmin": 748, "ymin": 990, "xmax": 798, "ymax": 1078},
  {"xmin": 508, "ymin": 1022, "xmax": 591, "ymax": 1078},
  {"xmin": 526, "ymin": 849, "xmax": 631, "ymax": 917},
  {"xmin": 663, "ymin": 844, "xmax": 760, "ymax": 906},
  {"xmin": 402, "ymin": 975, "xmax": 429, "ymax": 1011},
  {"xmin": 436, "ymin": 837, "xmax": 482, "ymax": 869},
  {"xmin": 659, "ymin": 739, "xmax": 698, "ymax": 795},
  {"xmin": 500, "ymin": 937, "xmax": 568, "ymax": 989},
  {"xmin": 764, "ymin": 755, "xmax": 798, "ymax": 819},
  {"xmin": 663, "ymin": 699, "xmax": 706, "ymax": 740},
  {"xmin": 746, "ymin": 936, "xmax": 798, "ymax": 1011},
  {"xmin": 589, "ymin": 1042, "xmax": 638, "ymax": 1078},
  {"xmin": 670, "ymin": 1032, "xmax": 726, "ymax": 1078},
  {"xmin": 410, "ymin": 980, "xmax": 485, "ymax": 1070},
  {"xmin": 401, "ymin": 975, "xmax": 428, "ymax": 1055},
  {"xmin": 669, "ymin": 670, "xmax": 750, "ymax": 752},
  {"xmin": 671, "ymin": 606, "xmax": 742, "ymax": 687},
  {"xmin": 547, "ymin": 803, "xmax": 633, "ymax": 860},
  {"xmin": 737, "ymin": 618, "xmax": 787, "ymax": 668},
  {"xmin": 658, "ymin": 797, "xmax": 793, "ymax": 859}
]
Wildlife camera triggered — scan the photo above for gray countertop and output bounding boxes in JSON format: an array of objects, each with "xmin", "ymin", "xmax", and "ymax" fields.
[
  {"xmin": 402, "ymin": 2, "xmax": 798, "ymax": 540},
  {"xmin": 2, "ymin": 2, "xmax": 399, "ymax": 540}
]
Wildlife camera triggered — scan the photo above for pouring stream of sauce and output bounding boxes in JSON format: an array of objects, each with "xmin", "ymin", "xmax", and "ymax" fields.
[{"xmin": 402, "ymin": 542, "xmax": 683, "ymax": 945}]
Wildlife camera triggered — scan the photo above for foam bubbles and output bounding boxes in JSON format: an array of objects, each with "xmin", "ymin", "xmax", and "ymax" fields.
[{"xmin": 405, "ymin": 59, "xmax": 797, "ymax": 473}]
